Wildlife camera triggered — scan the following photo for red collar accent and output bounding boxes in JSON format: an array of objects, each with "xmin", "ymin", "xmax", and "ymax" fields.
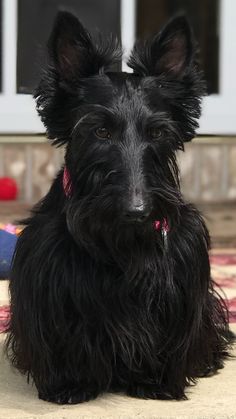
[
  {"xmin": 63, "ymin": 166, "xmax": 72, "ymax": 197},
  {"xmin": 62, "ymin": 167, "xmax": 168, "ymax": 233}
]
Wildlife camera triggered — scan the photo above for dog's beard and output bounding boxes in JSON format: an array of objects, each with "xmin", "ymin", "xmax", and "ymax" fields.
[
  {"xmin": 66, "ymin": 196, "xmax": 157, "ymax": 251},
  {"xmin": 65, "ymin": 186, "xmax": 181, "ymax": 274}
]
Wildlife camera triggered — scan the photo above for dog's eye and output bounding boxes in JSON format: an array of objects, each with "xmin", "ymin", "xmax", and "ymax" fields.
[
  {"xmin": 95, "ymin": 127, "xmax": 112, "ymax": 139},
  {"xmin": 149, "ymin": 127, "xmax": 162, "ymax": 140}
]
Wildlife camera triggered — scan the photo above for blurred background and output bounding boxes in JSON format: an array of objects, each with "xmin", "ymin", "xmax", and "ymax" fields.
[{"xmin": 0, "ymin": 0, "xmax": 236, "ymax": 246}]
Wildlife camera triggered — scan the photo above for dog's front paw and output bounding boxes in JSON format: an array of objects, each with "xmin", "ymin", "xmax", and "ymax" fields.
[
  {"xmin": 127, "ymin": 383, "xmax": 186, "ymax": 400},
  {"xmin": 39, "ymin": 387, "xmax": 99, "ymax": 404},
  {"xmin": 198, "ymin": 359, "xmax": 224, "ymax": 377}
]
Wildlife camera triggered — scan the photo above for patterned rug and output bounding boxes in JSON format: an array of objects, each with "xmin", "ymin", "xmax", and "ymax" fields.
[
  {"xmin": 1, "ymin": 250, "xmax": 236, "ymax": 333},
  {"xmin": 210, "ymin": 250, "xmax": 236, "ymax": 323}
]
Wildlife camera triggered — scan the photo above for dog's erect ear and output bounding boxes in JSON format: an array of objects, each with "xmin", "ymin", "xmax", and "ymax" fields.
[
  {"xmin": 155, "ymin": 16, "xmax": 193, "ymax": 76},
  {"xmin": 48, "ymin": 11, "xmax": 92, "ymax": 79},
  {"xmin": 48, "ymin": 11, "xmax": 121, "ymax": 80},
  {"xmin": 35, "ymin": 11, "xmax": 121, "ymax": 146},
  {"xmin": 128, "ymin": 16, "xmax": 194, "ymax": 77}
]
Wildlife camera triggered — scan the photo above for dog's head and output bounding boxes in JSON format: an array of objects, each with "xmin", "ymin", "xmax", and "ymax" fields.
[{"xmin": 36, "ymin": 12, "xmax": 205, "ymax": 258}]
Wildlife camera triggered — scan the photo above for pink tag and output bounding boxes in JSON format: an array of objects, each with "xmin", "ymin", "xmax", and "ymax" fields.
[
  {"xmin": 154, "ymin": 219, "xmax": 169, "ymax": 232},
  {"xmin": 162, "ymin": 218, "xmax": 169, "ymax": 232}
]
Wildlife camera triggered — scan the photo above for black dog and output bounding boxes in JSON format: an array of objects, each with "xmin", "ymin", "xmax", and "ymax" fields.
[{"xmin": 6, "ymin": 12, "xmax": 234, "ymax": 403}]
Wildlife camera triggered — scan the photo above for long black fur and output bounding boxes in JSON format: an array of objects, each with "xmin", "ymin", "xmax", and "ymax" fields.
[{"xmin": 5, "ymin": 12, "xmax": 234, "ymax": 403}]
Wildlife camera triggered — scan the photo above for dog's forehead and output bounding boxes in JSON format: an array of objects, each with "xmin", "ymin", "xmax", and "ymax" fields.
[
  {"xmin": 107, "ymin": 72, "xmax": 145, "ymax": 112},
  {"xmin": 79, "ymin": 72, "xmax": 164, "ymax": 116},
  {"xmin": 107, "ymin": 72, "xmax": 142, "ymax": 91}
]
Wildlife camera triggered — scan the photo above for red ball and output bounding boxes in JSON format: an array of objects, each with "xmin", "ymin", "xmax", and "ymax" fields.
[{"xmin": 0, "ymin": 177, "xmax": 18, "ymax": 200}]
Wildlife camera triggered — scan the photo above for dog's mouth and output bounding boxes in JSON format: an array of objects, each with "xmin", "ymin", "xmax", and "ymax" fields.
[
  {"xmin": 63, "ymin": 166, "xmax": 171, "ymax": 255},
  {"xmin": 65, "ymin": 196, "xmax": 170, "ymax": 267},
  {"xmin": 121, "ymin": 214, "xmax": 168, "ymax": 231}
]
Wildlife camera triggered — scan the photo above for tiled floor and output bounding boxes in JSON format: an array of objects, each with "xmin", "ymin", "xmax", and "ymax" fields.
[{"xmin": 0, "ymin": 202, "xmax": 30, "ymax": 225}]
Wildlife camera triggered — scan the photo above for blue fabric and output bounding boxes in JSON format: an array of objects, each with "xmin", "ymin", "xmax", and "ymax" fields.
[{"xmin": 0, "ymin": 230, "xmax": 17, "ymax": 278}]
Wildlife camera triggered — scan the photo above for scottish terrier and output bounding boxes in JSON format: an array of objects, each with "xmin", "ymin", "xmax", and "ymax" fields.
[{"xmin": 6, "ymin": 11, "xmax": 234, "ymax": 403}]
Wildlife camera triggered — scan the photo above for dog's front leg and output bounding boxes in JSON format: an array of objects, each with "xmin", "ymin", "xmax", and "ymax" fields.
[{"xmin": 127, "ymin": 206, "xmax": 232, "ymax": 400}]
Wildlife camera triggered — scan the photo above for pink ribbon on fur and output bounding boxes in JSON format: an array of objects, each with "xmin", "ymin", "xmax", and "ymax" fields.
[
  {"xmin": 63, "ymin": 167, "xmax": 169, "ymax": 233},
  {"xmin": 63, "ymin": 166, "xmax": 73, "ymax": 197}
]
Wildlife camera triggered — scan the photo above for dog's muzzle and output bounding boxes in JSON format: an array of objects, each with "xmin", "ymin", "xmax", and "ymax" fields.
[{"xmin": 62, "ymin": 166, "xmax": 169, "ymax": 246}]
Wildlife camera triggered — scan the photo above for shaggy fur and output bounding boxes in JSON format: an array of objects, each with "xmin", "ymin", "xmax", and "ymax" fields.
[{"xmin": 5, "ymin": 12, "xmax": 234, "ymax": 404}]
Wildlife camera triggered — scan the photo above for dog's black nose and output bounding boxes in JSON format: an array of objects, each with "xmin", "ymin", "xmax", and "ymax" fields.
[
  {"xmin": 125, "ymin": 187, "xmax": 151, "ymax": 223},
  {"xmin": 124, "ymin": 206, "xmax": 151, "ymax": 223}
]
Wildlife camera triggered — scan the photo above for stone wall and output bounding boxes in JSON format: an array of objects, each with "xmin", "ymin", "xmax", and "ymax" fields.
[
  {"xmin": 0, "ymin": 139, "xmax": 64, "ymax": 203},
  {"xmin": 0, "ymin": 137, "xmax": 236, "ymax": 204},
  {"xmin": 178, "ymin": 139, "xmax": 236, "ymax": 202}
]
